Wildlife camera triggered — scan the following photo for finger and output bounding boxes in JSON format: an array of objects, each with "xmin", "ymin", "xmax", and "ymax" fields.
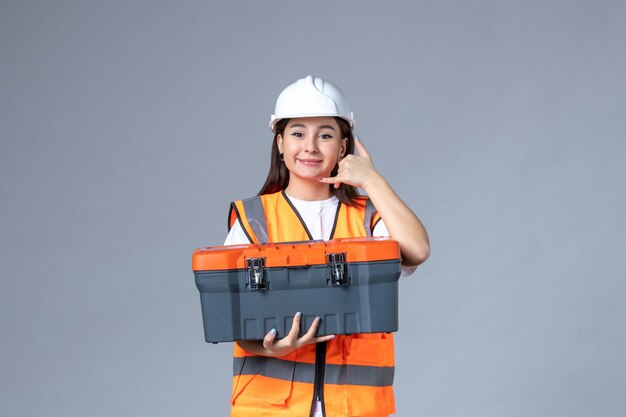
[
  {"xmin": 318, "ymin": 175, "xmax": 345, "ymax": 184},
  {"xmin": 354, "ymin": 137, "xmax": 372, "ymax": 160},
  {"xmin": 263, "ymin": 328, "xmax": 277, "ymax": 348},
  {"xmin": 317, "ymin": 176, "xmax": 343, "ymax": 188},
  {"xmin": 303, "ymin": 316, "xmax": 321, "ymax": 339},
  {"xmin": 287, "ymin": 312, "xmax": 302, "ymax": 339},
  {"xmin": 313, "ymin": 334, "xmax": 336, "ymax": 343}
]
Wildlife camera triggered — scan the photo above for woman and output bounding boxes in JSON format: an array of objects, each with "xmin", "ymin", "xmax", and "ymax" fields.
[{"xmin": 225, "ymin": 75, "xmax": 430, "ymax": 417}]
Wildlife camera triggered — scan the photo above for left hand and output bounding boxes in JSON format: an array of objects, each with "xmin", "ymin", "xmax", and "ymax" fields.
[{"xmin": 318, "ymin": 137, "xmax": 378, "ymax": 189}]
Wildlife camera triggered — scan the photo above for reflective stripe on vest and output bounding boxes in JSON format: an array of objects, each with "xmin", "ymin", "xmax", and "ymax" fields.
[
  {"xmin": 242, "ymin": 196, "xmax": 269, "ymax": 244},
  {"xmin": 364, "ymin": 198, "xmax": 375, "ymax": 237},
  {"xmin": 234, "ymin": 356, "xmax": 394, "ymax": 387}
]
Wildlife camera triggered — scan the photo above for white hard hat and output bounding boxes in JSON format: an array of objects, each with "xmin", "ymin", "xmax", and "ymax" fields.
[{"xmin": 270, "ymin": 75, "xmax": 355, "ymax": 132}]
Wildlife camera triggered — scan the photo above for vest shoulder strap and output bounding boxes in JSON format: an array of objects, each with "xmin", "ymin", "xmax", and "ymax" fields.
[
  {"xmin": 243, "ymin": 196, "xmax": 269, "ymax": 244},
  {"xmin": 228, "ymin": 196, "xmax": 269, "ymax": 244},
  {"xmin": 363, "ymin": 197, "xmax": 382, "ymax": 236},
  {"xmin": 364, "ymin": 198, "xmax": 375, "ymax": 237}
]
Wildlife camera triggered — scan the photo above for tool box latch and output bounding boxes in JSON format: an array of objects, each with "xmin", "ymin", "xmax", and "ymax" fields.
[
  {"xmin": 246, "ymin": 257, "xmax": 268, "ymax": 291},
  {"xmin": 327, "ymin": 253, "xmax": 348, "ymax": 286}
]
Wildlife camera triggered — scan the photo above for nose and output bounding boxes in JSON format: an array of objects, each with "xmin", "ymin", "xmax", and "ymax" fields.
[{"xmin": 304, "ymin": 135, "xmax": 318, "ymax": 153}]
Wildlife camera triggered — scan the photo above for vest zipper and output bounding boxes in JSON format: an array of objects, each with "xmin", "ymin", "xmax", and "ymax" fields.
[{"xmin": 309, "ymin": 341, "xmax": 327, "ymax": 417}]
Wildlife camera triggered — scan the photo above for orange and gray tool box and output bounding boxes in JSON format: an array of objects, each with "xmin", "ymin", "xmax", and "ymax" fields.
[{"xmin": 193, "ymin": 237, "xmax": 401, "ymax": 343}]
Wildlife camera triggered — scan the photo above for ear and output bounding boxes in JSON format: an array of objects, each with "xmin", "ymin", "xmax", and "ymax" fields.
[
  {"xmin": 277, "ymin": 134, "xmax": 284, "ymax": 154},
  {"xmin": 340, "ymin": 137, "xmax": 348, "ymax": 157}
]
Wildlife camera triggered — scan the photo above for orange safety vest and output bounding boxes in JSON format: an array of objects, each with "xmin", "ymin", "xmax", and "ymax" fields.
[{"xmin": 228, "ymin": 190, "xmax": 396, "ymax": 417}]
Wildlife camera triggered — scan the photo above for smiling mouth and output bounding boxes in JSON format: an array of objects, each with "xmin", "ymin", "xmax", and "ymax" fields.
[{"xmin": 297, "ymin": 159, "xmax": 323, "ymax": 165}]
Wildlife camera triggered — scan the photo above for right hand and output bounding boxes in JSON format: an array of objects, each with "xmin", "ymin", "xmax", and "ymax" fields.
[{"xmin": 261, "ymin": 312, "xmax": 335, "ymax": 357}]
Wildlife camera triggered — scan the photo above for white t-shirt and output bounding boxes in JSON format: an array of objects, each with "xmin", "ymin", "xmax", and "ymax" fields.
[{"xmin": 224, "ymin": 193, "xmax": 416, "ymax": 276}]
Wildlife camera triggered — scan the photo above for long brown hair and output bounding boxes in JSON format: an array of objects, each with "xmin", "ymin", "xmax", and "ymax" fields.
[{"xmin": 258, "ymin": 117, "xmax": 362, "ymax": 206}]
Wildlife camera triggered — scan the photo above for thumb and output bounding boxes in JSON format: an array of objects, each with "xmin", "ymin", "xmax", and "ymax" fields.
[{"xmin": 263, "ymin": 328, "xmax": 277, "ymax": 348}]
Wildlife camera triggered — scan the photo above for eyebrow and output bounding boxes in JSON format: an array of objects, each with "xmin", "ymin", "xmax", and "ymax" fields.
[{"xmin": 288, "ymin": 123, "xmax": 336, "ymax": 131}]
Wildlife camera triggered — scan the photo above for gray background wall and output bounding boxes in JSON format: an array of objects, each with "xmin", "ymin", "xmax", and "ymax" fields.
[{"xmin": 1, "ymin": 1, "xmax": 625, "ymax": 416}]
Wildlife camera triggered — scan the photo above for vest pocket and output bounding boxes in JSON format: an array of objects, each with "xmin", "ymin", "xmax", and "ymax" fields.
[
  {"xmin": 231, "ymin": 356, "xmax": 295, "ymax": 406},
  {"xmin": 348, "ymin": 334, "xmax": 394, "ymax": 366},
  {"xmin": 345, "ymin": 337, "xmax": 396, "ymax": 416}
]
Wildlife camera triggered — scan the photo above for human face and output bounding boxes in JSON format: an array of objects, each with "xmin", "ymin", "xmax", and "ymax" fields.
[{"xmin": 277, "ymin": 117, "xmax": 347, "ymax": 182}]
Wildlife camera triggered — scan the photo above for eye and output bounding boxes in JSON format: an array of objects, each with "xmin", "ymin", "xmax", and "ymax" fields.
[
  {"xmin": 320, "ymin": 134, "xmax": 333, "ymax": 140},
  {"xmin": 291, "ymin": 132, "xmax": 304, "ymax": 138}
]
